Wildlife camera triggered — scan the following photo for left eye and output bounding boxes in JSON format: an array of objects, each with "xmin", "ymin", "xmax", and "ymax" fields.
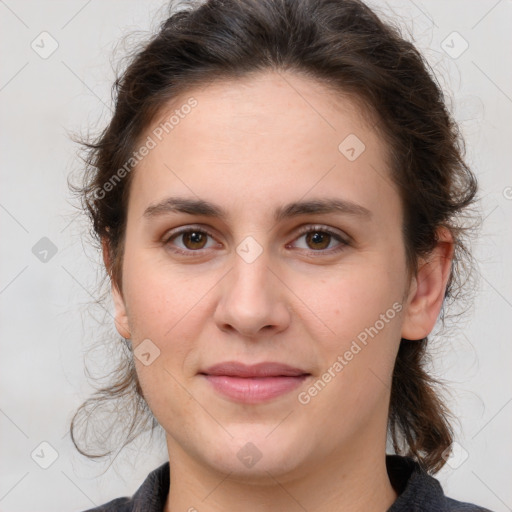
[{"xmin": 290, "ymin": 227, "xmax": 347, "ymax": 252}]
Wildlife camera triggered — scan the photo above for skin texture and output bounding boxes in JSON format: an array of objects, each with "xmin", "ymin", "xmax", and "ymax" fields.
[{"xmin": 104, "ymin": 70, "xmax": 453, "ymax": 511}]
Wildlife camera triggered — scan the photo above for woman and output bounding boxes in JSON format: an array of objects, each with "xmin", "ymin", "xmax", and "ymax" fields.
[{"xmin": 71, "ymin": 0, "xmax": 492, "ymax": 510}]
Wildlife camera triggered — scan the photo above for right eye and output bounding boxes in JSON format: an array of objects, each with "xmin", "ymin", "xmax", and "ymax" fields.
[{"xmin": 163, "ymin": 226, "xmax": 220, "ymax": 255}]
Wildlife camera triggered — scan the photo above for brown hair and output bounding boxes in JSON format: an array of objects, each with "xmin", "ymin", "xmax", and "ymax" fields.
[{"xmin": 70, "ymin": 0, "xmax": 478, "ymax": 474}]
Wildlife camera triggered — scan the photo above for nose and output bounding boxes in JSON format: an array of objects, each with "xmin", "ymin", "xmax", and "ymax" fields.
[{"xmin": 213, "ymin": 252, "xmax": 291, "ymax": 339}]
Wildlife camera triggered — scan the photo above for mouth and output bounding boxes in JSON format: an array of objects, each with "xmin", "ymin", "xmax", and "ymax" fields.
[{"xmin": 199, "ymin": 361, "xmax": 311, "ymax": 404}]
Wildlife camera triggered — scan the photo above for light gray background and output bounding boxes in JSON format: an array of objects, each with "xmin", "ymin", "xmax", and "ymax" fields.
[{"xmin": 1, "ymin": 1, "xmax": 511, "ymax": 511}]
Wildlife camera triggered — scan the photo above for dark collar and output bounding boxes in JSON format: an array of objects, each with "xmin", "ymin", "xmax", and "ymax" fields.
[{"xmin": 386, "ymin": 455, "xmax": 446, "ymax": 511}]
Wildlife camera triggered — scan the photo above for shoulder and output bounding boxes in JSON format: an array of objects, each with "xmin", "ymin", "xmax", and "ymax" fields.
[
  {"xmin": 386, "ymin": 455, "xmax": 495, "ymax": 512},
  {"xmin": 79, "ymin": 461, "xmax": 170, "ymax": 512}
]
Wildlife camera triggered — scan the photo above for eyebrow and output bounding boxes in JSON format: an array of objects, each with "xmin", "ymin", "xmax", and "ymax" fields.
[{"xmin": 143, "ymin": 196, "xmax": 372, "ymax": 223}]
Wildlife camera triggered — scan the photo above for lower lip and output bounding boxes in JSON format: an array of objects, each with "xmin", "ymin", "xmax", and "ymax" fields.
[{"xmin": 202, "ymin": 375, "xmax": 309, "ymax": 403}]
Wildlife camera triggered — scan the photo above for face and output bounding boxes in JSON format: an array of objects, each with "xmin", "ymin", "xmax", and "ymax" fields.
[{"xmin": 109, "ymin": 70, "xmax": 440, "ymax": 482}]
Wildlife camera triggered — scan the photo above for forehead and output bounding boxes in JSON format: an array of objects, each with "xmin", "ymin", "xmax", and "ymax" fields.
[
  {"xmin": 129, "ymin": 70, "xmax": 398, "ymax": 223},
  {"xmin": 150, "ymin": 70, "xmax": 380, "ymax": 152}
]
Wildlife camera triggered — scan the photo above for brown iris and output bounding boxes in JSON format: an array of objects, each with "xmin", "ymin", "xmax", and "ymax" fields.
[
  {"xmin": 182, "ymin": 231, "xmax": 208, "ymax": 250},
  {"xmin": 305, "ymin": 231, "xmax": 331, "ymax": 250}
]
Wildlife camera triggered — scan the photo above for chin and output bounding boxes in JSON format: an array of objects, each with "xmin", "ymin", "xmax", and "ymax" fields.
[{"xmin": 201, "ymin": 425, "xmax": 312, "ymax": 482}]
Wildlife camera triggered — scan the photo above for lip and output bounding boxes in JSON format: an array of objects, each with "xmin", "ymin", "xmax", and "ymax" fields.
[
  {"xmin": 202, "ymin": 361, "xmax": 309, "ymax": 378},
  {"xmin": 200, "ymin": 361, "xmax": 310, "ymax": 403}
]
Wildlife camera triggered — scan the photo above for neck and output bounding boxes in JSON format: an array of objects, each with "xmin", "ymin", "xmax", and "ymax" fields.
[{"xmin": 164, "ymin": 437, "xmax": 397, "ymax": 512}]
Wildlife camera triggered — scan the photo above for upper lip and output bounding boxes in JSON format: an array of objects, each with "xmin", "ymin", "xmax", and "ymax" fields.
[{"xmin": 200, "ymin": 361, "xmax": 310, "ymax": 378}]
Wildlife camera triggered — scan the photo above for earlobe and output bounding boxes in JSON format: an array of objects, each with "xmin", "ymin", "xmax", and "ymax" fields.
[
  {"xmin": 102, "ymin": 236, "xmax": 131, "ymax": 339},
  {"xmin": 111, "ymin": 282, "xmax": 131, "ymax": 339},
  {"xmin": 401, "ymin": 228, "xmax": 454, "ymax": 341}
]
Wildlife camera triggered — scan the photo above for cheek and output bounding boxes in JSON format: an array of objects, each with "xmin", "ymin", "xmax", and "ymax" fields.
[
  {"xmin": 119, "ymin": 257, "xmax": 195, "ymax": 406},
  {"xmin": 121, "ymin": 245, "xmax": 201, "ymax": 338},
  {"xmin": 296, "ymin": 268, "xmax": 404, "ymax": 436},
  {"xmin": 302, "ymin": 264, "xmax": 405, "ymax": 403},
  {"xmin": 122, "ymin": 256, "xmax": 202, "ymax": 419},
  {"xmin": 311, "ymin": 263, "xmax": 406, "ymax": 346}
]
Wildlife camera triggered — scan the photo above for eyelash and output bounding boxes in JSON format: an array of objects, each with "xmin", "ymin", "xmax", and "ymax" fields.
[{"xmin": 163, "ymin": 224, "xmax": 349, "ymax": 257}]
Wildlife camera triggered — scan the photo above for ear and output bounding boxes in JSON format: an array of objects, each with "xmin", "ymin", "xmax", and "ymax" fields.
[
  {"xmin": 401, "ymin": 228, "xmax": 454, "ymax": 341},
  {"xmin": 101, "ymin": 237, "xmax": 131, "ymax": 339}
]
